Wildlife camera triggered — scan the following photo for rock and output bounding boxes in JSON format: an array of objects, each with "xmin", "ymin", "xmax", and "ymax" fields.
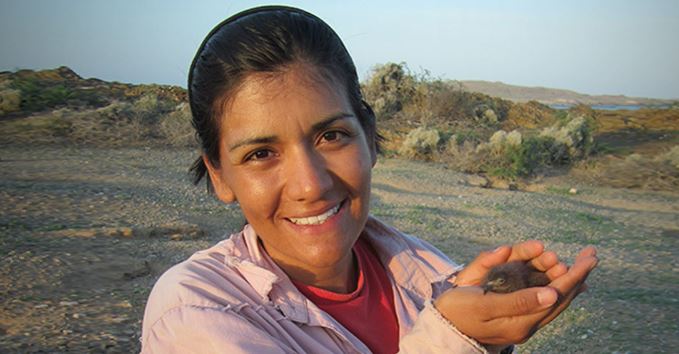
[
  {"xmin": 466, "ymin": 175, "xmax": 489, "ymax": 188},
  {"xmin": 63, "ymin": 229, "xmax": 97, "ymax": 238},
  {"xmin": 523, "ymin": 183, "xmax": 545, "ymax": 192},
  {"xmin": 489, "ymin": 178, "xmax": 518, "ymax": 191},
  {"xmin": 101, "ymin": 227, "xmax": 134, "ymax": 238},
  {"xmin": 59, "ymin": 301, "xmax": 78, "ymax": 306},
  {"xmin": 141, "ymin": 223, "xmax": 205, "ymax": 240},
  {"xmin": 123, "ymin": 261, "xmax": 151, "ymax": 280},
  {"xmin": 569, "ymin": 188, "xmax": 578, "ymax": 195},
  {"xmin": 115, "ymin": 300, "xmax": 132, "ymax": 308}
]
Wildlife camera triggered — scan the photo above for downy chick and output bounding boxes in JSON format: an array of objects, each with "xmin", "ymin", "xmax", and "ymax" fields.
[{"xmin": 482, "ymin": 261, "xmax": 550, "ymax": 294}]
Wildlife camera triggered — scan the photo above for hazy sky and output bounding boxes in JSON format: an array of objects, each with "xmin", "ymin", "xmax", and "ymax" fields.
[{"xmin": 2, "ymin": 0, "xmax": 678, "ymax": 99}]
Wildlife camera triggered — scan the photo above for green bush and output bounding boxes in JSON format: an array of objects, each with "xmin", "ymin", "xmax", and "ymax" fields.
[
  {"xmin": 11, "ymin": 77, "xmax": 75, "ymax": 111},
  {"xmin": 484, "ymin": 135, "xmax": 558, "ymax": 180},
  {"xmin": 540, "ymin": 116, "xmax": 594, "ymax": 161}
]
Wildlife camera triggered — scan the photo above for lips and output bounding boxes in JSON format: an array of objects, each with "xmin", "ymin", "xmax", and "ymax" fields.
[{"xmin": 287, "ymin": 201, "xmax": 343, "ymax": 226}]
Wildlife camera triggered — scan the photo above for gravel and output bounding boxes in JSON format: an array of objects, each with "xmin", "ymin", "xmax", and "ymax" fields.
[{"xmin": 1, "ymin": 146, "xmax": 677, "ymax": 353}]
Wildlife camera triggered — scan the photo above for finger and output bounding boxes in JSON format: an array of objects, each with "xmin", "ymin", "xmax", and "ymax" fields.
[
  {"xmin": 545, "ymin": 262, "xmax": 568, "ymax": 280},
  {"xmin": 577, "ymin": 246, "xmax": 597, "ymax": 260},
  {"xmin": 529, "ymin": 250, "xmax": 558, "ymax": 272},
  {"xmin": 537, "ymin": 278, "xmax": 589, "ymax": 328},
  {"xmin": 507, "ymin": 240, "xmax": 544, "ymax": 262},
  {"xmin": 550, "ymin": 255, "xmax": 598, "ymax": 295},
  {"xmin": 482, "ymin": 287, "xmax": 558, "ymax": 320},
  {"xmin": 455, "ymin": 246, "xmax": 511, "ymax": 286}
]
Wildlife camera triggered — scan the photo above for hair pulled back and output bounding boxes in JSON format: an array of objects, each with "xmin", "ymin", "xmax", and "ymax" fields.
[{"xmin": 188, "ymin": 5, "xmax": 380, "ymax": 191}]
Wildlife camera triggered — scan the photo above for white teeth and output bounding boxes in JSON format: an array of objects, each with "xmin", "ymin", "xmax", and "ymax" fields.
[{"xmin": 289, "ymin": 204, "xmax": 340, "ymax": 225}]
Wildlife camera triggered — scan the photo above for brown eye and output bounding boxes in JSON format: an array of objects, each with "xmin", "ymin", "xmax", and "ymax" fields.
[
  {"xmin": 248, "ymin": 149, "xmax": 272, "ymax": 161},
  {"xmin": 322, "ymin": 131, "xmax": 340, "ymax": 142}
]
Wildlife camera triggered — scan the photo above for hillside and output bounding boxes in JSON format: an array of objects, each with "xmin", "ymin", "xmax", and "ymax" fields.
[
  {"xmin": 2, "ymin": 65, "xmax": 678, "ymax": 191},
  {"xmin": 0, "ymin": 66, "xmax": 186, "ymax": 117},
  {"xmin": 459, "ymin": 80, "xmax": 676, "ymax": 106}
]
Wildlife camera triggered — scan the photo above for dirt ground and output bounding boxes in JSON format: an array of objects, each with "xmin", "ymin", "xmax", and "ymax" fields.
[{"xmin": 1, "ymin": 145, "xmax": 678, "ymax": 353}]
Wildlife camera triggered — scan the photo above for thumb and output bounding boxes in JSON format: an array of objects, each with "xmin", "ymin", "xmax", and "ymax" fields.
[
  {"xmin": 455, "ymin": 246, "xmax": 510, "ymax": 286},
  {"xmin": 483, "ymin": 287, "xmax": 558, "ymax": 320}
]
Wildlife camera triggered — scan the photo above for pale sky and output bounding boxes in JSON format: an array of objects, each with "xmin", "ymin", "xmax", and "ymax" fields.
[{"xmin": 1, "ymin": 0, "xmax": 678, "ymax": 99}]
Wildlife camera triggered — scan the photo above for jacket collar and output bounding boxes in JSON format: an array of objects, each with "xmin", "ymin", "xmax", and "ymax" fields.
[{"xmin": 224, "ymin": 216, "xmax": 460, "ymax": 324}]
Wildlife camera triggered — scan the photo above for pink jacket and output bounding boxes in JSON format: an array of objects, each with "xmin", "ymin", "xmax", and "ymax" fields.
[{"xmin": 141, "ymin": 216, "xmax": 491, "ymax": 353}]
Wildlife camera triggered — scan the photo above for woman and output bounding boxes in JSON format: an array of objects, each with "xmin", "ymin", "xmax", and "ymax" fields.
[{"xmin": 141, "ymin": 6, "xmax": 597, "ymax": 353}]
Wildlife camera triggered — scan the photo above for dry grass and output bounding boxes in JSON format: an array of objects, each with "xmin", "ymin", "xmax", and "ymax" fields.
[
  {"xmin": 595, "ymin": 108, "xmax": 679, "ymax": 133},
  {"xmin": 0, "ymin": 97, "xmax": 196, "ymax": 148},
  {"xmin": 577, "ymin": 148, "xmax": 679, "ymax": 191}
]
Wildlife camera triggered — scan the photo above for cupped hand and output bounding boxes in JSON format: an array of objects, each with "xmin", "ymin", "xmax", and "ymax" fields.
[
  {"xmin": 435, "ymin": 246, "xmax": 598, "ymax": 345},
  {"xmin": 454, "ymin": 240, "xmax": 568, "ymax": 287}
]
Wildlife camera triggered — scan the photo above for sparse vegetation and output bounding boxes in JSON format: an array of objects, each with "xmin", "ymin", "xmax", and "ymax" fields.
[
  {"xmin": 1, "ymin": 65, "xmax": 677, "ymax": 191},
  {"xmin": 596, "ymin": 147, "xmax": 679, "ymax": 190},
  {"xmin": 398, "ymin": 127, "xmax": 440, "ymax": 159},
  {"xmin": 0, "ymin": 68, "xmax": 194, "ymax": 147}
]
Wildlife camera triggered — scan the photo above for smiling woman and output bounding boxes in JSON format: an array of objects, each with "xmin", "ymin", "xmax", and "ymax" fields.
[
  {"xmin": 140, "ymin": 5, "xmax": 598, "ymax": 354},
  {"xmin": 204, "ymin": 66, "xmax": 375, "ymax": 293}
]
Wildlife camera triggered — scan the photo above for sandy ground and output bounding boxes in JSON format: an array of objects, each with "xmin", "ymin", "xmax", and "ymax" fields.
[{"xmin": 1, "ymin": 145, "xmax": 677, "ymax": 353}]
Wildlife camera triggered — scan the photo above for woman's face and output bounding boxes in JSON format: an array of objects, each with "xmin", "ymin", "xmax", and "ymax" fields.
[{"xmin": 205, "ymin": 64, "xmax": 376, "ymax": 283}]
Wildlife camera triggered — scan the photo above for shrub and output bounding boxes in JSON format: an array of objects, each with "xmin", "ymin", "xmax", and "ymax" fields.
[
  {"xmin": 11, "ymin": 77, "xmax": 75, "ymax": 112},
  {"xmin": 68, "ymin": 101, "xmax": 165, "ymax": 146},
  {"xmin": 0, "ymin": 112, "xmax": 70, "ymax": 145},
  {"xmin": 399, "ymin": 127, "xmax": 441, "ymax": 159},
  {"xmin": 504, "ymin": 100, "xmax": 556, "ymax": 130},
  {"xmin": 599, "ymin": 149, "xmax": 679, "ymax": 191},
  {"xmin": 654, "ymin": 145, "xmax": 679, "ymax": 169},
  {"xmin": 444, "ymin": 126, "xmax": 578, "ymax": 180},
  {"xmin": 159, "ymin": 103, "xmax": 196, "ymax": 147},
  {"xmin": 0, "ymin": 88, "xmax": 22, "ymax": 115},
  {"xmin": 446, "ymin": 139, "xmax": 481, "ymax": 173},
  {"xmin": 361, "ymin": 62, "xmax": 417, "ymax": 120},
  {"xmin": 540, "ymin": 116, "xmax": 594, "ymax": 161},
  {"xmin": 130, "ymin": 94, "xmax": 174, "ymax": 125}
]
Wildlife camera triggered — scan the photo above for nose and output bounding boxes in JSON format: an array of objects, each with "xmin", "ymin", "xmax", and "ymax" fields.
[{"xmin": 284, "ymin": 145, "xmax": 333, "ymax": 202}]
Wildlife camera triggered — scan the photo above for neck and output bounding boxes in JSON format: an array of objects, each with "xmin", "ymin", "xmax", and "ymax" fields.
[{"xmin": 277, "ymin": 249, "xmax": 359, "ymax": 294}]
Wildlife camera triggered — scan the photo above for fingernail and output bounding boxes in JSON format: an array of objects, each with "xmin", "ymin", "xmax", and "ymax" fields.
[
  {"xmin": 493, "ymin": 246, "xmax": 503, "ymax": 253},
  {"xmin": 538, "ymin": 289, "xmax": 557, "ymax": 306}
]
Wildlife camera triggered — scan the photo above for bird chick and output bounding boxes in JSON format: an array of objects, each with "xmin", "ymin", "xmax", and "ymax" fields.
[{"xmin": 482, "ymin": 261, "xmax": 550, "ymax": 294}]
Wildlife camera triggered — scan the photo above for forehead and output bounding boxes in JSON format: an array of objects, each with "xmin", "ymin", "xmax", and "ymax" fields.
[
  {"xmin": 218, "ymin": 65, "xmax": 352, "ymax": 139},
  {"xmin": 236, "ymin": 65, "xmax": 340, "ymax": 104}
]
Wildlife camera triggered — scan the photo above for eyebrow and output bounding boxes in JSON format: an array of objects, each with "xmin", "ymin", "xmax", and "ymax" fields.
[{"xmin": 227, "ymin": 112, "xmax": 355, "ymax": 152}]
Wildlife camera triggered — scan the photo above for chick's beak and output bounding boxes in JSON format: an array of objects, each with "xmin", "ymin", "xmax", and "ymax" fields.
[{"xmin": 483, "ymin": 279, "xmax": 502, "ymax": 294}]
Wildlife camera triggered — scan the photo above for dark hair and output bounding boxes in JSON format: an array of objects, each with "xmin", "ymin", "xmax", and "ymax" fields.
[{"xmin": 188, "ymin": 5, "xmax": 382, "ymax": 192}]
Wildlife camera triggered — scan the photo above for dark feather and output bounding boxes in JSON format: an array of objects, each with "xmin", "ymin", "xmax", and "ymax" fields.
[{"xmin": 482, "ymin": 261, "xmax": 550, "ymax": 294}]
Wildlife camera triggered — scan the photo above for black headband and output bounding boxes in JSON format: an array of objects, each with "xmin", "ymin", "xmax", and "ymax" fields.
[{"xmin": 187, "ymin": 5, "xmax": 320, "ymax": 104}]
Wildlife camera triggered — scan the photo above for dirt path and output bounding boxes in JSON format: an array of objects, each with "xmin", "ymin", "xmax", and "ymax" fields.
[{"xmin": 1, "ymin": 146, "xmax": 677, "ymax": 353}]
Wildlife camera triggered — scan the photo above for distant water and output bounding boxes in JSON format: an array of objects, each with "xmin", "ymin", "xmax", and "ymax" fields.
[{"xmin": 549, "ymin": 104, "xmax": 670, "ymax": 111}]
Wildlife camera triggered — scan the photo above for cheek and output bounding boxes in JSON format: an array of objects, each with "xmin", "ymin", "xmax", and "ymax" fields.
[
  {"xmin": 331, "ymin": 146, "xmax": 373, "ymax": 198},
  {"xmin": 229, "ymin": 173, "xmax": 281, "ymax": 220}
]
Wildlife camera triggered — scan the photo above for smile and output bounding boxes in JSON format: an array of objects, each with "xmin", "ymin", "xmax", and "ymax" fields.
[{"xmin": 288, "ymin": 202, "xmax": 342, "ymax": 225}]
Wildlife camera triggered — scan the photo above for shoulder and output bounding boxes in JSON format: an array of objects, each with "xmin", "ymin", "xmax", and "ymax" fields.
[{"xmin": 141, "ymin": 231, "xmax": 269, "ymax": 338}]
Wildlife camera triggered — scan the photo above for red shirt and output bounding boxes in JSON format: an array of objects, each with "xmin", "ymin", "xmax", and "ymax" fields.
[{"xmin": 293, "ymin": 237, "xmax": 400, "ymax": 354}]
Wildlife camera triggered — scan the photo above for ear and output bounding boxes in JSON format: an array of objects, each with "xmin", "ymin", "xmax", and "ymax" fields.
[{"xmin": 203, "ymin": 155, "xmax": 236, "ymax": 204}]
